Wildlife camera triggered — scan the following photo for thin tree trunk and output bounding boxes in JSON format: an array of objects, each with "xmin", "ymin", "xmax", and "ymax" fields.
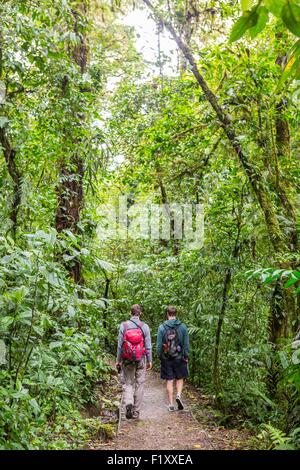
[
  {"xmin": 178, "ymin": 0, "xmax": 199, "ymax": 73},
  {"xmin": 158, "ymin": 176, "xmax": 179, "ymax": 254},
  {"xmin": 55, "ymin": 1, "xmax": 88, "ymax": 284},
  {"xmin": 0, "ymin": 128, "xmax": 21, "ymax": 239},
  {"xmin": 267, "ymin": 42, "xmax": 299, "ymax": 343},
  {"xmin": 213, "ymin": 267, "xmax": 232, "ymax": 401},
  {"xmin": 0, "ymin": 38, "xmax": 21, "ymax": 239},
  {"xmin": 213, "ymin": 201, "xmax": 242, "ymax": 403},
  {"xmin": 274, "ymin": 41, "xmax": 297, "ymax": 253},
  {"xmin": 103, "ymin": 277, "xmax": 110, "ymax": 349}
]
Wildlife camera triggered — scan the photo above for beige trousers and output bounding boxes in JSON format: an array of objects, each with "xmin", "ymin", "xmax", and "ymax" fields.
[{"xmin": 121, "ymin": 357, "xmax": 146, "ymax": 414}]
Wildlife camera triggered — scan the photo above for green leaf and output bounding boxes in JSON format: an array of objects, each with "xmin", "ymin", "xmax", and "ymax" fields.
[
  {"xmin": 0, "ymin": 316, "xmax": 15, "ymax": 330},
  {"xmin": 0, "ymin": 117, "xmax": 9, "ymax": 128},
  {"xmin": 292, "ymin": 349, "xmax": 300, "ymax": 364},
  {"xmin": 249, "ymin": 6, "xmax": 269, "ymax": 37},
  {"xmin": 62, "ymin": 253, "xmax": 77, "ymax": 262},
  {"xmin": 0, "ymin": 340, "xmax": 6, "ymax": 365},
  {"xmin": 85, "ymin": 362, "xmax": 93, "ymax": 377},
  {"xmin": 49, "ymin": 341, "xmax": 63, "ymax": 349},
  {"xmin": 283, "ymin": 275, "xmax": 299, "ymax": 287},
  {"xmin": 230, "ymin": 8, "xmax": 259, "ymax": 42},
  {"xmin": 29, "ymin": 398, "xmax": 41, "ymax": 416},
  {"xmin": 241, "ymin": 0, "xmax": 253, "ymax": 11},
  {"xmin": 282, "ymin": 1, "xmax": 300, "ymax": 37},
  {"xmin": 264, "ymin": 0, "xmax": 286, "ymax": 17},
  {"xmin": 279, "ymin": 351, "xmax": 289, "ymax": 369},
  {"xmin": 95, "ymin": 257, "xmax": 116, "ymax": 272}
]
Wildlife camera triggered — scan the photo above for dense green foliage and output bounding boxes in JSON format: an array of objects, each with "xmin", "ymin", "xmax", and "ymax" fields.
[{"xmin": 0, "ymin": 0, "xmax": 299, "ymax": 450}]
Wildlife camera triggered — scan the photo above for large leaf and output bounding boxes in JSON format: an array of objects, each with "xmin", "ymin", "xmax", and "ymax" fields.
[
  {"xmin": 292, "ymin": 349, "xmax": 300, "ymax": 364},
  {"xmin": 282, "ymin": 1, "xmax": 300, "ymax": 37},
  {"xmin": 0, "ymin": 340, "xmax": 6, "ymax": 365},
  {"xmin": 0, "ymin": 117, "xmax": 9, "ymax": 128},
  {"xmin": 264, "ymin": 0, "xmax": 286, "ymax": 17},
  {"xmin": 230, "ymin": 8, "xmax": 259, "ymax": 42},
  {"xmin": 279, "ymin": 38, "xmax": 300, "ymax": 84},
  {"xmin": 29, "ymin": 398, "xmax": 41, "ymax": 416},
  {"xmin": 249, "ymin": 6, "xmax": 269, "ymax": 37},
  {"xmin": 284, "ymin": 274, "xmax": 300, "ymax": 287},
  {"xmin": 95, "ymin": 257, "xmax": 116, "ymax": 273},
  {"xmin": 241, "ymin": 0, "xmax": 253, "ymax": 11},
  {"xmin": 279, "ymin": 351, "xmax": 289, "ymax": 369}
]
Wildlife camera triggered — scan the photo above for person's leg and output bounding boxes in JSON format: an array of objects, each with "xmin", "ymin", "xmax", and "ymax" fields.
[
  {"xmin": 175, "ymin": 378, "xmax": 184, "ymax": 410},
  {"xmin": 174, "ymin": 358, "xmax": 189, "ymax": 410},
  {"xmin": 133, "ymin": 358, "xmax": 146, "ymax": 418},
  {"xmin": 176, "ymin": 378, "xmax": 184, "ymax": 396},
  {"xmin": 122, "ymin": 363, "xmax": 135, "ymax": 418},
  {"xmin": 166, "ymin": 379, "xmax": 174, "ymax": 405},
  {"xmin": 161, "ymin": 358, "xmax": 175, "ymax": 411}
]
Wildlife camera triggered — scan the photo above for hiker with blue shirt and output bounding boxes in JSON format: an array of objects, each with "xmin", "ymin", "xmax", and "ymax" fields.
[{"xmin": 157, "ymin": 306, "xmax": 189, "ymax": 412}]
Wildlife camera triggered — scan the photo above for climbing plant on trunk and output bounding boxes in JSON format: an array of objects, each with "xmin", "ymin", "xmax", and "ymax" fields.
[{"xmin": 55, "ymin": 0, "xmax": 89, "ymax": 284}]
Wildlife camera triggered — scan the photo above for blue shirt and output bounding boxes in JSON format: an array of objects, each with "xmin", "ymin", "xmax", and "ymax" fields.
[{"xmin": 156, "ymin": 319, "xmax": 189, "ymax": 359}]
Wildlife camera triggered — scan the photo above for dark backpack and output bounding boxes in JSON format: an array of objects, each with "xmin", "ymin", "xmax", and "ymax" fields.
[
  {"xmin": 121, "ymin": 320, "xmax": 145, "ymax": 362},
  {"xmin": 162, "ymin": 323, "xmax": 182, "ymax": 359}
]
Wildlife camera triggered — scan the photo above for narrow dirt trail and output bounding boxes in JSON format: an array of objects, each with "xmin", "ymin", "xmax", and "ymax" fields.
[{"xmin": 96, "ymin": 370, "xmax": 253, "ymax": 450}]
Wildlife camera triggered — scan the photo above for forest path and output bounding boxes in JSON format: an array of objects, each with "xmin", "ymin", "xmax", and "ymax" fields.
[{"xmin": 95, "ymin": 370, "xmax": 253, "ymax": 450}]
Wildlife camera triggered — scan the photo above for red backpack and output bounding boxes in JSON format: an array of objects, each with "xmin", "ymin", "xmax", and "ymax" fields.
[{"xmin": 122, "ymin": 320, "xmax": 145, "ymax": 362}]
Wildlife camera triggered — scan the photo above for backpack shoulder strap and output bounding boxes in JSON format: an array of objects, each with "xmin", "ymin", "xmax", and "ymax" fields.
[{"xmin": 129, "ymin": 319, "xmax": 145, "ymax": 339}]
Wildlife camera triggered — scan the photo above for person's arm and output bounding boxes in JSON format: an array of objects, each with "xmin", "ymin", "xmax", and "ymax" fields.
[
  {"xmin": 156, "ymin": 325, "xmax": 163, "ymax": 359},
  {"xmin": 116, "ymin": 323, "xmax": 124, "ymax": 364},
  {"xmin": 182, "ymin": 324, "xmax": 190, "ymax": 360},
  {"xmin": 143, "ymin": 324, "xmax": 152, "ymax": 367}
]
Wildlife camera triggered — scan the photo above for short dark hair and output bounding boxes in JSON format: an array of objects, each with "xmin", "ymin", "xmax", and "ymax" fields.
[
  {"xmin": 131, "ymin": 304, "xmax": 142, "ymax": 316},
  {"xmin": 167, "ymin": 305, "xmax": 177, "ymax": 316}
]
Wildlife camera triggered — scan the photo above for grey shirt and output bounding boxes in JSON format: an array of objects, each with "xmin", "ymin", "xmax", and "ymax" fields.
[{"xmin": 117, "ymin": 316, "xmax": 152, "ymax": 363}]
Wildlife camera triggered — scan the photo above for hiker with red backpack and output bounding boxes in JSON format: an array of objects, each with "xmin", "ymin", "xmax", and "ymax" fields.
[
  {"xmin": 116, "ymin": 304, "xmax": 152, "ymax": 420},
  {"xmin": 157, "ymin": 306, "xmax": 189, "ymax": 412}
]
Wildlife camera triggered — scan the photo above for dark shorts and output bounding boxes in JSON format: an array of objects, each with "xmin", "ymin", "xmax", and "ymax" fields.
[{"xmin": 160, "ymin": 357, "xmax": 189, "ymax": 380}]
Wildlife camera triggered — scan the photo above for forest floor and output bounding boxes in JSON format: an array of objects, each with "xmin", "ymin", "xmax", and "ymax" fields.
[{"xmin": 88, "ymin": 369, "xmax": 256, "ymax": 451}]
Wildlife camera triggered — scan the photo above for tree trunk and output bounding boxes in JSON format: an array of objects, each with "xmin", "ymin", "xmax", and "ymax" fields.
[
  {"xmin": 275, "ymin": 100, "xmax": 290, "ymax": 161},
  {"xmin": 274, "ymin": 42, "xmax": 297, "ymax": 253},
  {"xmin": 178, "ymin": 1, "xmax": 199, "ymax": 73},
  {"xmin": 55, "ymin": 1, "xmax": 88, "ymax": 284},
  {"xmin": 0, "ymin": 128, "xmax": 21, "ymax": 239},
  {"xmin": 213, "ymin": 200, "xmax": 242, "ymax": 403},
  {"xmin": 103, "ymin": 277, "xmax": 110, "ymax": 350},
  {"xmin": 0, "ymin": 36, "xmax": 21, "ymax": 239},
  {"xmin": 213, "ymin": 268, "xmax": 231, "ymax": 401},
  {"xmin": 266, "ymin": 42, "xmax": 299, "ymax": 343},
  {"xmin": 158, "ymin": 176, "xmax": 179, "ymax": 255}
]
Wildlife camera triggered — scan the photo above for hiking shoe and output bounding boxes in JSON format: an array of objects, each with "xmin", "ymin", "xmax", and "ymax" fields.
[
  {"xmin": 168, "ymin": 404, "xmax": 175, "ymax": 412},
  {"xmin": 126, "ymin": 404, "xmax": 133, "ymax": 419},
  {"xmin": 176, "ymin": 394, "xmax": 184, "ymax": 410},
  {"xmin": 132, "ymin": 412, "xmax": 139, "ymax": 420}
]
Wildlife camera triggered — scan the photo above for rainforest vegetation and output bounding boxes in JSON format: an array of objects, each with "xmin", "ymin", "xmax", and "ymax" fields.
[{"xmin": 0, "ymin": 0, "xmax": 299, "ymax": 450}]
